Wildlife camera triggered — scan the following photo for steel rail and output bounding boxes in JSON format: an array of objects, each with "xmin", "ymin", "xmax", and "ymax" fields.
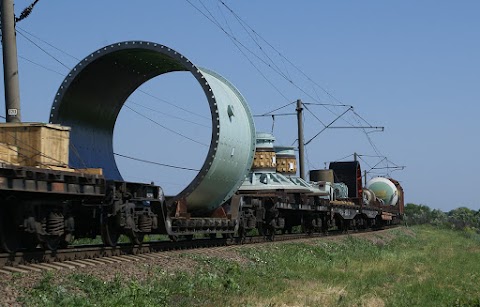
[{"xmin": 0, "ymin": 226, "xmax": 398, "ymax": 272}]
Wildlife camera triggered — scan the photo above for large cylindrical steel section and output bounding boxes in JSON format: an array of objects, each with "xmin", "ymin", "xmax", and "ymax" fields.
[
  {"xmin": 49, "ymin": 41, "xmax": 255, "ymax": 214},
  {"xmin": 366, "ymin": 177, "xmax": 399, "ymax": 206},
  {"xmin": 184, "ymin": 68, "xmax": 256, "ymax": 212}
]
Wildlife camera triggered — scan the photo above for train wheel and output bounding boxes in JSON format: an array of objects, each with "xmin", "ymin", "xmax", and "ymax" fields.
[
  {"xmin": 127, "ymin": 230, "xmax": 144, "ymax": 245},
  {"xmin": 42, "ymin": 236, "xmax": 61, "ymax": 251},
  {"xmin": 266, "ymin": 228, "xmax": 275, "ymax": 241},
  {"xmin": 22, "ymin": 233, "xmax": 39, "ymax": 250},
  {"xmin": 101, "ymin": 216, "xmax": 120, "ymax": 247},
  {"xmin": 282, "ymin": 226, "xmax": 292, "ymax": 234},
  {"xmin": 0, "ymin": 206, "xmax": 20, "ymax": 253},
  {"xmin": 59, "ymin": 233, "xmax": 73, "ymax": 249}
]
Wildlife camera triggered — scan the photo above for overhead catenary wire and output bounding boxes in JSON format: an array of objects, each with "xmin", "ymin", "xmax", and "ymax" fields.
[
  {"xmin": 191, "ymin": 1, "xmax": 398, "ymax": 166},
  {"xmin": 304, "ymin": 106, "xmax": 353, "ymax": 145},
  {"xmin": 16, "ymin": 29, "xmax": 70, "ymax": 70},
  {"xmin": 0, "ymin": 44, "xmax": 67, "ymax": 76},
  {"xmin": 137, "ymin": 89, "xmax": 211, "ymax": 121},
  {"xmin": 185, "ymin": 0, "xmax": 292, "ymax": 102},
  {"xmin": 303, "ymin": 104, "xmax": 327, "ymax": 127},
  {"xmin": 216, "ymin": 0, "xmax": 345, "ymax": 106},
  {"xmin": 124, "ymin": 105, "xmax": 209, "ymax": 147},
  {"xmin": 15, "ymin": 27, "xmax": 212, "ymax": 123},
  {"xmin": 212, "ymin": 0, "xmax": 359, "ymax": 120},
  {"xmin": 253, "ymin": 112, "xmax": 295, "ymax": 118},
  {"xmin": 12, "ymin": 6, "xmax": 404, "ymax": 175},
  {"xmin": 326, "ymin": 153, "xmax": 354, "ymax": 166},
  {"xmin": 17, "ymin": 54, "xmax": 65, "ymax": 76},
  {"xmin": 114, "ymin": 153, "xmax": 200, "ymax": 172},
  {"xmin": 127, "ymin": 100, "xmax": 210, "ymax": 129},
  {"xmin": 7, "ymin": 50, "xmax": 210, "ymax": 148},
  {"xmin": 259, "ymin": 101, "xmax": 296, "ymax": 116},
  {"xmin": 7, "ymin": 28, "xmax": 214, "ymax": 174},
  {"xmin": 217, "ymin": 0, "xmax": 389, "ymax": 139},
  {"xmin": 16, "ymin": 26, "xmax": 80, "ymax": 61}
]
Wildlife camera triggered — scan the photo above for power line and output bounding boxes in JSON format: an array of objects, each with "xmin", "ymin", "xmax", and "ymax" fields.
[
  {"xmin": 303, "ymin": 104, "xmax": 327, "ymax": 127},
  {"xmin": 253, "ymin": 112, "xmax": 295, "ymax": 118},
  {"xmin": 304, "ymin": 102, "xmax": 352, "ymax": 108},
  {"xmin": 217, "ymin": 0, "xmax": 345, "ymax": 105},
  {"xmin": 191, "ymin": 0, "xmax": 387, "ymax": 157},
  {"xmin": 259, "ymin": 101, "xmax": 296, "ymax": 116},
  {"xmin": 16, "ymin": 29, "xmax": 70, "ymax": 70},
  {"xmin": 218, "ymin": 1, "xmax": 391, "ymax": 163},
  {"xmin": 18, "ymin": 54, "xmax": 65, "ymax": 76},
  {"xmin": 305, "ymin": 106, "xmax": 353, "ymax": 145},
  {"xmin": 124, "ymin": 105, "xmax": 209, "ymax": 147},
  {"xmin": 114, "ymin": 153, "xmax": 200, "ymax": 172},
  {"xmin": 137, "ymin": 89, "xmax": 210, "ymax": 121},
  {"xmin": 214, "ymin": 0, "xmax": 360, "ymax": 122},
  {"xmin": 15, "ymin": 27, "xmax": 212, "ymax": 122},
  {"xmin": 17, "ymin": 26, "xmax": 80, "ymax": 61},
  {"xmin": 127, "ymin": 100, "xmax": 210, "ymax": 129},
  {"xmin": 185, "ymin": 0, "xmax": 292, "ymax": 102}
]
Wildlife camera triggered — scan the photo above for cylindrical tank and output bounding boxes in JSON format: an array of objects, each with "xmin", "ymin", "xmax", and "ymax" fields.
[
  {"xmin": 274, "ymin": 146, "xmax": 297, "ymax": 175},
  {"xmin": 309, "ymin": 169, "xmax": 334, "ymax": 183},
  {"xmin": 366, "ymin": 177, "xmax": 399, "ymax": 206}
]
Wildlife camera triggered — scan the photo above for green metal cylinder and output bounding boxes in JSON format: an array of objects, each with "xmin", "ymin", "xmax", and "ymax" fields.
[{"xmin": 49, "ymin": 41, "xmax": 256, "ymax": 214}]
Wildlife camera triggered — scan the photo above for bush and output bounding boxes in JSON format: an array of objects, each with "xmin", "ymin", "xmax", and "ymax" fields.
[{"xmin": 405, "ymin": 203, "xmax": 480, "ymax": 233}]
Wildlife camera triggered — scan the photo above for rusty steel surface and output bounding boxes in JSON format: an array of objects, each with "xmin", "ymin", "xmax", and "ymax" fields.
[{"xmin": 49, "ymin": 41, "xmax": 256, "ymax": 213}]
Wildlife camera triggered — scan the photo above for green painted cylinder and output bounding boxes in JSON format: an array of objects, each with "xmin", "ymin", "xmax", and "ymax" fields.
[
  {"xmin": 366, "ymin": 177, "xmax": 399, "ymax": 206},
  {"xmin": 49, "ymin": 42, "xmax": 256, "ymax": 215}
]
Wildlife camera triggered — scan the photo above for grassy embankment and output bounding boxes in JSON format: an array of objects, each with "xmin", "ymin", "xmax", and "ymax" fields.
[{"xmin": 17, "ymin": 226, "xmax": 480, "ymax": 306}]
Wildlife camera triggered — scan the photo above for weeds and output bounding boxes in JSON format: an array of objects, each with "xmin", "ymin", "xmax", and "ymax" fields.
[{"xmin": 18, "ymin": 226, "xmax": 480, "ymax": 306}]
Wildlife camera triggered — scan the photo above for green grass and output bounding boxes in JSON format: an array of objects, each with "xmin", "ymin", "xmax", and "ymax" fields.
[{"xmin": 18, "ymin": 226, "xmax": 480, "ymax": 306}]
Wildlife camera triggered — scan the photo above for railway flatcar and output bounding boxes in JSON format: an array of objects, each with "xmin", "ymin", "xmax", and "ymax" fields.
[
  {"xmin": 236, "ymin": 132, "xmax": 404, "ymax": 240},
  {"xmin": 0, "ymin": 41, "xmax": 403, "ymax": 254}
]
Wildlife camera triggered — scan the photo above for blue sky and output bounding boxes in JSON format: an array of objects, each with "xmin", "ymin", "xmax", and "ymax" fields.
[{"xmin": 1, "ymin": 1, "xmax": 479, "ymax": 211}]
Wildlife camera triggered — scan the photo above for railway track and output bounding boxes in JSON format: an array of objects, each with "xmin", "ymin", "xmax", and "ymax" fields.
[{"xmin": 0, "ymin": 228, "xmax": 392, "ymax": 275}]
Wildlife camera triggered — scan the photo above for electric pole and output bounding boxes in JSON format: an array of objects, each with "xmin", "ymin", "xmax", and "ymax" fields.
[
  {"xmin": 296, "ymin": 99, "xmax": 305, "ymax": 179},
  {"xmin": 1, "ymin": 0, "xmax": 21, "ymax": 122}
]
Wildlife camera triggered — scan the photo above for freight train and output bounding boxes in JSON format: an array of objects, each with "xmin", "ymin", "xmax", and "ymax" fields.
[{"xmin": 0, "ymin": 41, "xmax": 403, "ymax": 253}]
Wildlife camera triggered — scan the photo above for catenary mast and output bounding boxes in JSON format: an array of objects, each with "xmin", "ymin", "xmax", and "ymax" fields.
[{"xmin": 1, "ymin": 0, "xmax": 21, "ymax": 122}]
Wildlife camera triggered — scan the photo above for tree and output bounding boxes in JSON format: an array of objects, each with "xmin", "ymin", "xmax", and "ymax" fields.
[
  {"xmin": 448, "ymin": 207, "xmax": 478, "ymax": 230},
  {"xmin": 404, "ymin": 203, "xmax": 433, "ymax": 225}
]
